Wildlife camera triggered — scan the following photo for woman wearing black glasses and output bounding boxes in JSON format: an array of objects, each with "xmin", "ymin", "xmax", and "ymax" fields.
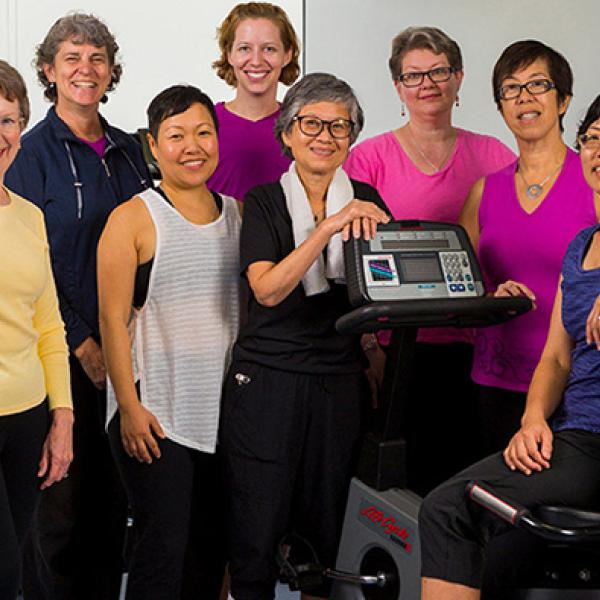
[
  {"xmin": 419, "ymin": 93, "xmax": 600, "ymax": 600},
  {"xmin": 344, "ymin": 27, "xmax": 515, "ymax": 496},
  {"xmin": 220, "ymin": 72, "xmax": 390, "ymax": 600},
  {"xmin": 459, "ymin": 40, "xmax": 600, "ymax": 456}
]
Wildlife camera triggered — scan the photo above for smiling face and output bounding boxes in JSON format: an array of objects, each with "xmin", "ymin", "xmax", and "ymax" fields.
[
  {"xmin": 282, "ymin": 101, "xmax": 351, "ymax": 179},
  {"xmin": 580, "ymin": 118, "xmax": 600, "ymax": 196},
  {"xmin": 148, "ymin": 102, "xmax": 218, "ymax": 191},
  {"xmin": 227, "ymin": 18, "xmax": 291, "ymax": 97},
  {"xmin": 394, "ymin": 48, "xmax": 462, "ymax": 119},
  {"xmin": 43, "ymin": 38, "xmax": 112, "ymax": 111},
  {"xmin": 498, "ymin": 58, "xmax": 569, "ymax": 143},
  {"xmin": 0, "ymin": 94, "xmax": 22, "ymax": 179}
]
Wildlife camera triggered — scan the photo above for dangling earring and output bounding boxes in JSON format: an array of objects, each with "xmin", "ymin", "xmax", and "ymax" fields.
[
  {"xmin": 455, "ymin": 95, "xmax": 460, "ymax": 108},
  {"xmin": 401, "ymin": 103, "xmax": 406, "ymax": 117}
]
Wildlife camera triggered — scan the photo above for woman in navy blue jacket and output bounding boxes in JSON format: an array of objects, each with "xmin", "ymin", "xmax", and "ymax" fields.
[{"xmin": 5, "ymin": 13, "xmax": 150, "ymax": 600}]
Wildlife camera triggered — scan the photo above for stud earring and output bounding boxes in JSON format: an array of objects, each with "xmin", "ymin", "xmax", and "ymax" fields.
[
  {"xmin": 401, "ymin": 103, "xmax": 406, "ymax": 117},
  {"xmin": 455, "ymin": 95, "xmax": 460, "ymax": 108}
]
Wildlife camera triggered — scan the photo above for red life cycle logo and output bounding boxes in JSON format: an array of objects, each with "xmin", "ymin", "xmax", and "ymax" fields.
[{"xmin": 358, "ymin": 503, "xmax": 413, "ymax": 554}]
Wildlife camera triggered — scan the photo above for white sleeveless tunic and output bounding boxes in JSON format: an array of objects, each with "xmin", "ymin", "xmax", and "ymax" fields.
[{"xmin": 107, "ymin": 188, "xmax": 240, "ymax": 453}]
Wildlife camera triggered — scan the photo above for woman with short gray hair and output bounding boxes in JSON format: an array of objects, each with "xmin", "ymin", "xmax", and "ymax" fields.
[
  {"xmin": 344, "ymin": 26, "xmax": 515, "ymax": 496},
  {"xmin": 220, "ymin": 72, "xmax": 390, "ymax": 599}
]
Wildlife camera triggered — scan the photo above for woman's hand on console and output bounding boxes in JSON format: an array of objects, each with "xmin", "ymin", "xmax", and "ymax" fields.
[
  {"xmin": 323, "ymin": 199, "xmax": 389, "ymax": 242},
  {"xmin": 494, "ymin": 280, "xmax": 536, "ymax": 309}
]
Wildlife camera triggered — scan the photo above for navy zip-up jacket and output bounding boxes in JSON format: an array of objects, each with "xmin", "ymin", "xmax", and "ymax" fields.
[{"xmin": 6, "ymin": 106, "xmax": 151, "ymax": 351}]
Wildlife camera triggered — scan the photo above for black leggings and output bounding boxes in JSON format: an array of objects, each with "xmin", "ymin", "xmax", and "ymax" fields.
[
  {"xmin": 108, "ymin": 413, "xmax": 226, "ymax": 600},
  {"xmin": 0, "ymin": 401, "xmax": 48, "ymax": 599},
  {"xmin": 419, "ymin": 429, "xmax": 600, "ymax": 589}
]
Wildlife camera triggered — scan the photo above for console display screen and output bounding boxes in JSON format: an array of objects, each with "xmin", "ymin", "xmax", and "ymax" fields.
[
  {"xmin": 400, "ymin": 256, "xmax": 443, "ymax": 283},
  {"xmin": 381, "ymin": 239, "xmax": 450, "ymax": 250}
]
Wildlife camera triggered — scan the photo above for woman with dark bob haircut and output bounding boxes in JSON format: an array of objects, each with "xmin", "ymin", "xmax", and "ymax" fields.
[
  {"xmin": 0, "ymin": 59, "xmax": 73, "ymax": 600},
  {"xmin": 99, "ymin": 85, "xmax": 241, "ymax": 599},
  {"xmin": 459, "ymin": 40, "xmax": 599, "ymax": 457},
  {"xmin": 5, "ymin": 12, "xmax": 151, "ymax": 600},
  {"xmin": 419, "ymin": 93, "xmax": 600, "ymax": 599},
  {"xmin": 220, "ymin": 72, "xmax": 390, "ymax": 599}
]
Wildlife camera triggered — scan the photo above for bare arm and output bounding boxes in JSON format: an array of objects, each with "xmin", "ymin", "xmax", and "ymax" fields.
[
  {"xmin": 504, "ymin": 282, "xmax": 572, "ymax": 474},
  {"xmin": 248, "ymin": 199, "xmax": 389, "ymax": 307},
  {"xmin": 458, "ymin": 177, "xmax": 485, "ymax": 254},
  {"xmin": 98, "ymin": 201, "xmax": 164, "ymax": 463}
]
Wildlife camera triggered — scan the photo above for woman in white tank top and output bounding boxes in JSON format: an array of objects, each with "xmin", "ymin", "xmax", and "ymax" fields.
[{"xmin": 97, "ymin": 85, "xmax": 241, "ymax": 600}]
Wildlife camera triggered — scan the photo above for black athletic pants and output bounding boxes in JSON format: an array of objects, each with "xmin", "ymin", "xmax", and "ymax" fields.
[
  {"xmin": 419, "ymin": 429, "xmax": 600, "ymax": 589},
  {"xmin": 108, "ymin": 412, "xmax": 226, "ymax": 600},
  {"xmin": 220, "ymin": 361, "xmax": 366, "ymax": 600},
  {"xmin": 0, "ymin": 401, "xmax": 48, "ymax": 600},
  {"xmin": 22, "ymin": 358, "xmax": 127, "ymax": 600}
]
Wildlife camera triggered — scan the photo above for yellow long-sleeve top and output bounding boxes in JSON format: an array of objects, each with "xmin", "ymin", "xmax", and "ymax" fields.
[{"xmin": 0, "ymin": 189, "xmax": 72, "ymax": 416}]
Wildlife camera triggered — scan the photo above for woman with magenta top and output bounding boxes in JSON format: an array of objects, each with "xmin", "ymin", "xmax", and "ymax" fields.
[
  {"xmin": 344, "ymin": 26, "xmax": 515, "ymax": 495},
  {"xmin": 209, "ymin": 2, "xmax": 300, "ymax": 201}
]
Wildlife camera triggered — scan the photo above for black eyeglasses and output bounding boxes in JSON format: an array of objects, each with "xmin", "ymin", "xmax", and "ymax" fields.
[
  {"xmin": 396, "ymin": 66, "xmax": 458, "ymax": 87},
  {"xmin": 497, "ymin": 79, "xmax": 556, "ymax": 101},
  {"xmin": 579, "ymin": 132, "xmax": 600, "ymax": 150},
  {"xmin": 292, "ymin": 115, "xmax": 354, "ymax": 139}
]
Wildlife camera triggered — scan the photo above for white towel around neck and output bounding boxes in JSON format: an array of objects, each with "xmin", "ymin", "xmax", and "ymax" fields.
[{"xmin": 281, "ymin": 163, "xmax": 354, "ymax": 296}]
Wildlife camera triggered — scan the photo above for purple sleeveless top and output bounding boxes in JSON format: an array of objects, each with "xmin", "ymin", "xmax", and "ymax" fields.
[
  {"xmin": 553, "ymin": 224, "xmax": 600, "ymax": 433},
  {"xmin": 472, "ymin": 148, "xmax": 596, "ymax": 392}
]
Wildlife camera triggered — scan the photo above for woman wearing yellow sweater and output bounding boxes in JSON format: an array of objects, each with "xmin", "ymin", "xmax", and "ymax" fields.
[{"xmin": 0, "ymin": 60, "xmax": 73, "ymax": 599}]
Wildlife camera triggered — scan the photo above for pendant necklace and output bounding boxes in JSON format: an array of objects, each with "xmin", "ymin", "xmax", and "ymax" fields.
[
  {"xmin": 517, "ymin": 161, "xmax": 563, "ymax": 201},
  {"xmin": 408, "ymin": 125, "xmax": 456, "ymax": 173}
]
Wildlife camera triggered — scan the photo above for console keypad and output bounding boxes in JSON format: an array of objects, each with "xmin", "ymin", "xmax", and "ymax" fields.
[{"xmin": 439, "ymin": 251, "xmax": 477, "ymax": 296}]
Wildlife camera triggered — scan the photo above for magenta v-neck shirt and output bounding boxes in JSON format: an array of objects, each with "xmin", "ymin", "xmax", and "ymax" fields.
[
  {"xmin": 473, "ymin": 148, "xmax": 596, "ymax": 391},
  {"xmin": 208, "ymin": 103, "xmax": 291, "ymax": 202}
]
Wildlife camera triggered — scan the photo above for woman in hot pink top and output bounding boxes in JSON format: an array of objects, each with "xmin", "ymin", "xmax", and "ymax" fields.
[
  {"xmin": 460, "ymin": 40, "xmax": 599, "ymax": 457},
  {"xmin": 345, "ymin": 26, "xmax": 514, "ymax": 496},
  {"xmin": 208, "ymin": 3, "xmax": 300, "ymax": 201}
]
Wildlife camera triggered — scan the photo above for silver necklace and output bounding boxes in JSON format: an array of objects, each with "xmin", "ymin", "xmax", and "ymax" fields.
[
  {"xmin": 517, "ymin": 162, "xmax": 563, "ymax": 200},
  {"xmin": 408, "ymin": 125, "xmax": 456, "ymax": 173}
]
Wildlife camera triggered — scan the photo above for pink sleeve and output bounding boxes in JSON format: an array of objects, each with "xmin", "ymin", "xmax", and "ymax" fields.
[
  {"xmin": 343, "ymin": 143, "xmax": 377, "ymax": 187},
  {"xmin": 488, "ymin": 138, "xmax": 516, "ymax": 171}
]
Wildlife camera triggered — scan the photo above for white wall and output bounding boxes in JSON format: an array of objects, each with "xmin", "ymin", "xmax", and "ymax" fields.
[
  {"xmin": 304, "ymin": 0, "xmax": 599, "ymax": 151},
  {"xmin": 5, "ymin": 0, "xmax": 303, "ymax": 131}
]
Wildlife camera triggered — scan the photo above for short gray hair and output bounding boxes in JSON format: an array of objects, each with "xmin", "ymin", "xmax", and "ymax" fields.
[
  {"xmin": 35, "ymin": 12, "xmax": 122, "ymax": 103},
  {"xmin": 275, "ymin": 72, "xmax": 364, "ymax": 159},
  {"xmin": 389, "ymin": 26, "xmax": 462, "ymax": 80}
]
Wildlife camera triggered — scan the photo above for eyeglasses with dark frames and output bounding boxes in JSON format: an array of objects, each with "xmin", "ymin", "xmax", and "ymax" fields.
[
  {"xmin": 497, "ymin": 79, "xmax": 556, "ymax": 101},
  {"xmin": 396, "ymin": 66, "xmax": 458, "ymax": 88},
  {"xmin": 579, "ymin": 132, "xmax": 600, "ymax": 150},
  {"xmin": 292, "ymin": 115, "xmax": 354, "ymax": 139}
]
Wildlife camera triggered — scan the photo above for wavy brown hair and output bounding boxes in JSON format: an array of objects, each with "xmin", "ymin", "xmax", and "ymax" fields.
[{"xmin": 213, "ymin": 2, "xmax": 300, "ymax": 87}]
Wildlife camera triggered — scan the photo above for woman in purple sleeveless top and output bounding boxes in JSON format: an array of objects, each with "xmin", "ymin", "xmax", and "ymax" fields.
[
  {"xmin": 419, "ymin": 92, "xmax": 600, "ymax": 600},
  {"xmin": 459, "ymin": 40, "xmax": 600, "ymax": 455},
  {"xmin": 208, "ymin": 2, "xmax": 300, "ymax": 202}
]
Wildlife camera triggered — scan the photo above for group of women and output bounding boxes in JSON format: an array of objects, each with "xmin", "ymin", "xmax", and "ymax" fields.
[{"xmin": 2, "ymin": 2, "xmax": 600, "ymax": 600}]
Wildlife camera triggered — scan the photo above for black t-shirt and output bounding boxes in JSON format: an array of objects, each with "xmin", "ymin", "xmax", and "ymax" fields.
[{"xmin": 233, "ymin": 178, "xmax": 388, "ymax": 374}]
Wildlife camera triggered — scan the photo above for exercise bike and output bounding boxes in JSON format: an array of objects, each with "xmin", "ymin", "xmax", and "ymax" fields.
[{"xmin": 278, "ymin": 220, "xmax": 531, "ymax": 599}]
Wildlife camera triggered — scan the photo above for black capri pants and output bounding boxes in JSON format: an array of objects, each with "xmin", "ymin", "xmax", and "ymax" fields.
[
  {"xmin": 220, "ymin": 361, "xmax": 365, "ymax": 600},
  {"xmin": 419, "ymin": 429, "xmax": 600, "ymax": 589}
]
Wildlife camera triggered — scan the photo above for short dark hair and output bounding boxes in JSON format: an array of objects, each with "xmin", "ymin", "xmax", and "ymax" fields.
[
  {"xmin": 576, "ymin": 94, "xmax": 600, "ymax": 150},
  {"xmin": 147, "ymin": 85, "xmax": 218, "ymax": 140},
  {"xmin": 492, "ymin": 40, "xmax": 573, "ymax": 132},
  {"xmin": 0, "ymin": 60, "xmax": 30, "ymax": 127},
  {"xmin": 35, "ymin": 12, "xmax": 122, "ymax": 104}
]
